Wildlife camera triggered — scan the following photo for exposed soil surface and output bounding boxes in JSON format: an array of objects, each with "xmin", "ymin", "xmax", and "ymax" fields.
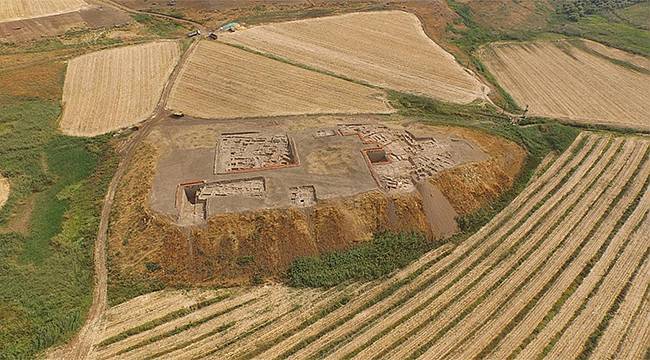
[
  {"xmin": 0, "ymin": 4, "xmax": 131, "ymax": 42},
  {"xmin": 84, "ymin": 133, "xmax": 649, "ymax": 360}
]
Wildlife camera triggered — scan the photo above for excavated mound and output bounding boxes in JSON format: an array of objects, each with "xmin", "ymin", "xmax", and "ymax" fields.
[{"xmin": 107, "ymin": 115, "xmax": 524, "ymax": 287}]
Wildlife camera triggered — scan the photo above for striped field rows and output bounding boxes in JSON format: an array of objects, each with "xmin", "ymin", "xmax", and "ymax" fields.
[{"xmin": 90, "ymin": 132, "xmax": 649, "ymax": 359}]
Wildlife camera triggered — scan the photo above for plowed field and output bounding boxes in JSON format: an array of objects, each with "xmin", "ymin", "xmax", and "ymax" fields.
[
  {"xmin": 221, "ymin": 11, "xmax": 488, "ymax": 103},
  {"xmin": 59, "ymin": 41, "xmax": 181, "ymax": 136},
  {"xmin": 481, "ymin": 40, "xmax": 650, "ymax": 131},
  {"xmin": 166, "ymin": 41, "xmax": 392, "ymax": 119},
  {"xmin": 0, "ymin": 0, "xmax": 87, "ymax": 22},
  {"xmin": 82, "ymin": 132, "xmax": 649, "ymax": 359}
]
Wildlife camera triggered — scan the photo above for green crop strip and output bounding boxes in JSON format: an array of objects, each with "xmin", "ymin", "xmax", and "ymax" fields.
[
  {"xmin": 510, "ymin": 162, "xmax": 650, "ymax": 359},
  {"xmin": 537, "ymin": 198, "xmax": 650, "ymax": 359},
  {"xmin": 577, "ymin": 249, "xmax": 650, "ymax": 359},
  {"xmin": 143, "ymin": 321, "xmax": 235, "ymax": 360},
  {"xmin": 114, "ymin": 297, "xmax": 258, "ymax": 356},
  {"xmin": 319, "ymin": 137, "xmax": 593, "ymax": 359},
  {"xmin": 452, "ymin": 142, "xmax": 635, "ymax": 358},
  {"xmin": 323, "ymin": 137, "xmax": 598, "ymax": 359},
  {"xmin": 98, "ymin": 293, "xmax": 231, "ymax": 347},
  {"xmin": 405, "ymin": 139, "xmax": 618, "ymax": 359},
  {"xmin": 476, "ymin": 147, "xmax": 646, "ymax": 359}
]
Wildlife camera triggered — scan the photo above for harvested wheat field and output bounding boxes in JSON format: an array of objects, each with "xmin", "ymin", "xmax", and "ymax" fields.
[
  {"xmin": 60, "ymin": 41, "xmax": 180, "ymax": 136},
  {"xmin": 0, "ymin": 175, "xmax": 8, "ymax": 209},
  {"xmin": 221, "ymin": 11, "xmax": 488, "ymax": 103},
  {"xmin": 0, "ymin": 0, "xmax": 87, "ymax": 23},
  {"xmin": 166, "ymin": 41, "xmax": 392, "ymax": 119},
  {"xmin": 86, "ymin": 132, "xmax": 650, "ymax": 359},
  {"xmin": 481, "ymin": 40, "xmax": 650, "ymax": 131}
]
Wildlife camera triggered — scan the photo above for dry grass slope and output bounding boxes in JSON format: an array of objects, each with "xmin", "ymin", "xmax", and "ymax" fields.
[
  {"xmin": 166, "ymin": 41, "xmax": 393, "ymax": 119},
  {"xmin": 0, "ymin": 0, "xmax": 87, "ymax": 22},
  {"xmin": 84, "ymin": 132, "xmax": 650, "ymax": 359},
  {"xmin": 60, "ymin": 41, "xmax": 181, "ymax": 137},
  {"xmin": 481, "ymin": 40, "xmax": 650, "ymax": 131},
  {"xmin": 221, "ymin": 11, "xmax": 488, "ymax": 104}
]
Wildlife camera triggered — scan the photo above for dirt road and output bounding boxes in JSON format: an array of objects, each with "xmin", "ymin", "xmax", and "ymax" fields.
[{"xmin": 47, "ymin": 38, "xmax": 199, "ymax": 360}]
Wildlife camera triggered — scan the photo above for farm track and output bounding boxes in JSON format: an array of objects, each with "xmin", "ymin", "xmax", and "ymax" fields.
[{"xmin": 48, "ymin": 38, "xmax": 200, "ymax": 360}]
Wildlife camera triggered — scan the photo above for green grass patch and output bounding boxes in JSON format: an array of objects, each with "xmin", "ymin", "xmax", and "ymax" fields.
[
  {"xmin": 288, "ymin": 232, "xmax": 434, "ymax": 287},
  {"xmin": 552, "ymin": 14, "xmax": 650, "ymax": 56},
  {"xmin": 0, "ymin": 96, "xmax": 118, "ymax": 358},
  {"xmin": 132, "ymin": 14, "xmax": 186, "ymax": 38}
]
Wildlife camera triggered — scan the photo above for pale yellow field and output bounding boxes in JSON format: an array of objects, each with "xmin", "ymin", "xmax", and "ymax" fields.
[
  {"xmin": 0, "ymin": 175, "xmax": 9, "ymax": 210},
  {"xmin": 0, "ymin": 0, "xmax": 87, "ymax": 22},
  {"xmin": 166, "ymin": 41, "xmax": 393, "ymax": 119},
  {"xmin": 481, "ymin": 40, "xmax": 650, "ymax": 130},
  {"xmin": 60, "ymin": 41, "xmax": 181, "ymax": 136},
  {"xmin": 221, "ymin": 11, "xmax": 488, "ymax": 104}
]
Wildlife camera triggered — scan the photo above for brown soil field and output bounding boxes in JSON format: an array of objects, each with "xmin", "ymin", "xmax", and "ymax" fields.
[
  {"xmin": 481, "ymin": 40, "xmax": 650, "ymax": 131},
  {"xmin": 221, "ymin": 11, "xmax": 488, "ymax": 103},
  {"xmin": 0, "ymin": 62, "xmax": 64, "ymax": 101},
  {"xmin": 0, "ymin": 5, "xmax": 131, "ymax": 42},
  {"xmin": 59, "ymin": 41, "xmax": 181, "ymax": 136},
  {"xmin": 82, "ymin": 132, "xmax": 649, "ymax": 359},
  {"xmin": 166, "ymin": 41, "xmax": 392, "ymax": 119},
  {"xmin": 0, "ymin": 0, "xmax": 88, "ymax": 23},
  {"xmin": 0, "ymin": 175, "xmax": 9, "ymax": 210}
]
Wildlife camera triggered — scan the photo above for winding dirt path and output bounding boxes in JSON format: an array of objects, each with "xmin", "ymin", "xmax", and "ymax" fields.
[{"xmin": 47, "ymin": 37, "xmax": 199, "ymax": 360}]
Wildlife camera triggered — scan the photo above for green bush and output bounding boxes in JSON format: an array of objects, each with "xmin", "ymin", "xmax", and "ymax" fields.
[{"xmin": 288, "ymin": 232, "xmax": 434, "ymax": 287}]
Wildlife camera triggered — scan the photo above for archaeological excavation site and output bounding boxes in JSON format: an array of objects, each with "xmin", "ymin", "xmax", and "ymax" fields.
[
  {"xmin": 153, "ymin": 117, "xmax": 488, "ymax": 225},
  {"xmin": 109, "ymin": 114, "xmax": 522, "ymax": 287}
]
